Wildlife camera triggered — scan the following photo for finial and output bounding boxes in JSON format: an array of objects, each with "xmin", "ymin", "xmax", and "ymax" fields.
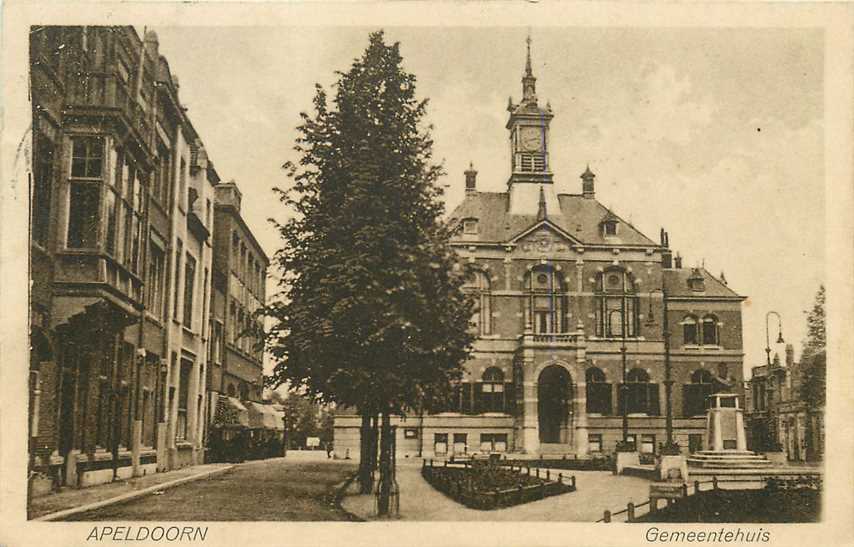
[
  {"xmin": 536, "ymin": 185, "xmax": 547, "ymax": 221},
  {"xmin": 525, "ymin": 33, "xmax": 533, "ymax": 77}
]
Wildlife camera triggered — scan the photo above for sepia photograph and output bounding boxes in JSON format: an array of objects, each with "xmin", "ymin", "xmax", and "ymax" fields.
[{"xmin": 2, "ymin": 2, "xmax": 854, "ymax": 546}]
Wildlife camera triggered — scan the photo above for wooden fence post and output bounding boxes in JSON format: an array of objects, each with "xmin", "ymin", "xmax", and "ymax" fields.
[
  {"xmin": 604, "ymin": 510, "xmax": 611, "ymax": 523},
  {"xmin": 713, "ymin": 476, "xmax": 718, "ymax": 490},
  {"xmin": 571, "ymin": 475, "xmax": 576, "ymax": 489},
  {"xmin": 681, "ymin": 483, "xmax": 688, "ymax": 498},
  {"xmin": 627, "ymin": 502, "xmax": 635, "ymax": 522},
  {"xmin": 536, "ymin": 468, "xmax": 540, "ymax": 478},
  {"xmin": 546, "ymin": 469, "xmax": 550, "ymax": 480},
  {"xmin": 558, "ymin": 473, "xmax": 563, "ymax": 484}
]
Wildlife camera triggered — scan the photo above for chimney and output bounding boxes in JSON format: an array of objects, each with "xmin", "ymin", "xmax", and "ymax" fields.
[
  {"xmin": 215, "ymin": 179, "xmax": 243, "ymax": 213},
  {"xmin": 660, "ymin": 229, "xmax": 673, "ymax": 269},
  {"xmin": 465, "ymin": 162, "xmax": 478, "ymax": 193},
  {"xmin": 581, "ymin": 165, "xmax": 596, "ymax": 198},
  {"xmin": 674, "ymin": 252, "xmax": 683, "ymax": 269},
  {"xmin": 785, "ymin": 344, "xmax": 794, "ymax": 367}
]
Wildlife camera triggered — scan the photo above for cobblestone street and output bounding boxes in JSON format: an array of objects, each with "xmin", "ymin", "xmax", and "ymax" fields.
[{"xmin": 62, "ymin": 453, "xmax": 358, "ymax": 521}]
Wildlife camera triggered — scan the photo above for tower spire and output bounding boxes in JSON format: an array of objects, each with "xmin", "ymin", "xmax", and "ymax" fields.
[
  {"xmin": 536, "ymin": 185, "xmax": 548, "ymax": 221},
  {"xmin": 522, "ymin": 32, "xmax": 537, "ymax": 103}
]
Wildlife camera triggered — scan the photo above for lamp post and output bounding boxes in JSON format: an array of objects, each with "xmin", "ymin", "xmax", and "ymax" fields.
[
  {"xmin": 610, "ymin": 309, "xmax": 629, "ymax": 444},
  {"xmin": 765, "ymin": 311, "xmax": 784, "ymax": 366},
  {"xmin": 647, "ymin": 288, "xmax": 673, "ymax": 448}
]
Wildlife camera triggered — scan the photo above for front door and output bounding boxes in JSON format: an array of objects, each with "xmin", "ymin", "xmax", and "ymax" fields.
[{"xmin": 538, "ymin": 365, "xmax": 570, "ymax": 443}]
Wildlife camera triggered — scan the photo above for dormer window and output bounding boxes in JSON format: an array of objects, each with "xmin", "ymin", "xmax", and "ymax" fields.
[
  {"xmin": 463, "ymin": 219, "xmax": 478, "ymax": 235},
  {"xmin": 603, "ymin": 220, "xmax": 618, "ymax": 236}
]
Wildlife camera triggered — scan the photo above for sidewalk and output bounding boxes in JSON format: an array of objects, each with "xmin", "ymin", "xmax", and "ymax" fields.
[
  {"xmin": 341, "ymin": 461, "xmax": 651, "ymax": 521},
  {"xmin": 29, "ymin": 463, "xmax": 234, "ymax": 520}
]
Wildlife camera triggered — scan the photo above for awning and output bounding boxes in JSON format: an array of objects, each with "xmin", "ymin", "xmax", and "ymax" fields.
[
  {"xmin": 214, "ymin": 395, "xmax": 249, "ymax": 427},
  {"xmin": 247, "ymin": 402, "xmax": 282, "ymax": 430}
]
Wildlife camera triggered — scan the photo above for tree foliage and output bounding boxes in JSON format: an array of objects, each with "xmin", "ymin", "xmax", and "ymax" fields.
[
  {"xmin": 264, "ymin": 31, "xmax": 475, "ymax": 419},
  {"xmin": 800, "ymin": 285, "xmax": 826, "ymax": 407}
]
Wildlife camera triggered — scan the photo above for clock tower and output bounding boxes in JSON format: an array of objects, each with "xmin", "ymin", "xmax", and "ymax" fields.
[{"xmin": 507, "ymin": 35, "xmax": 559, "ymax": 215}]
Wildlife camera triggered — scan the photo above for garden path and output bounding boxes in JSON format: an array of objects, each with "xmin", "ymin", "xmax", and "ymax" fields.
[{"xmin": 341, "ymin": 461, "xmax": 652, "ymax": 521}]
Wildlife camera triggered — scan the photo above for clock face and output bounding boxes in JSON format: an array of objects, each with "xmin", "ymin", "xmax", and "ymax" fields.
[{"xmin": 520, "ymin": 127, "xmax": 543, "ymax": 151}]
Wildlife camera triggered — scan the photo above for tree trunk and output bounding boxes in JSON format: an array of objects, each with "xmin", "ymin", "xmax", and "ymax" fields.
[
  {"xmin": 377, "ymin": 412, "xmax": 393, "ymax": 516},
  {"xmin": 358, "ymin": 413, "xmax": 373, "ymax": 494}
]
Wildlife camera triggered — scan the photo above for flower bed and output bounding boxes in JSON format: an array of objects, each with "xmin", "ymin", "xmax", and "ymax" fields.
[
  {"xmin": 496, "ymin": 455, "xmax": 612, "ymax": 472},
  {"xmin": 421, "ymin": 459, "xmax": 575, "ymax": 510}
]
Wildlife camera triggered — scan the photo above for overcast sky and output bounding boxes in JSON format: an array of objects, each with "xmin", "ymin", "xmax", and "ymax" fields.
[{"xmin": 153, "ymin": 26, "xmax": 824, "ymax": 377}]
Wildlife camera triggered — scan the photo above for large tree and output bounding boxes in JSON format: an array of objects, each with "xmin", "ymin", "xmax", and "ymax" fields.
[
  {"xmin": 800, "ymin": 285, "xmax": 825, "ymax": 460},
  {"xmin": 264, "ymin": 31, "xmax": 474, "ymax": 515}
]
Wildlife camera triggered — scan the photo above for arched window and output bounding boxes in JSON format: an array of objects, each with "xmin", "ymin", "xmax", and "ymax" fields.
[
  {"xmin": 702, "ymin": 315, "xmax": 719, "ymax": 346},
  {"xmin": 683, "ymin": 369, "xmax": 714, "ymax": 417},
  {"xmin": 463, "ymin": 269, "xmax": 492, "ymax": 336},
  {"xmin": 478, "ymin": 367, "xmax": 509, "ymax": 413},
  {"xmin": 620, "ymin": 368, "xmax": 659, "ymax": 415},
  {"xmin": 682, "ymin": 315, "xmax": 698, "ymax": 345},
  {"xmin": 585, "ymin": 366, "xmax": 612, "ymax": 415},
  {"xmin": 525, "ymin": 266, "xmax": 568, "ymax": 334},
  {"xmin": 594, "ymin": 267, "xmax": 639, "ymax": 338}
]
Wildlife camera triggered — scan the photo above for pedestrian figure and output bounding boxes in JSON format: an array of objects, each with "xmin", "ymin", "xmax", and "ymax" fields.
[{"xmin": 326, "ymin": 443, "xmax": 334, "ymax": 459}]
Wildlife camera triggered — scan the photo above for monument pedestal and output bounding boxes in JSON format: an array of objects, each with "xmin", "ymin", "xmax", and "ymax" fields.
[
  {"xmin": 657, "ymin": 454, "xmax": 688, "ymax": 481},
  {"xmin": 615, "ymin": 451, "xmax": 640, "ymax": 475}
]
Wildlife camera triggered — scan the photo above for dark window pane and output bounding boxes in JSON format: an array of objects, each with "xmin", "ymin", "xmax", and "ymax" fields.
[
  {"xmin": 105, "ymin": 190, "xmax": 117, "ymax": 254},
  {"xmin": 33, "ymin": 138, "xmax": 54, "ymax": 246},
  {"xmin": 67, "ymin": 183, "xmax": 100, "ymax": 248}
]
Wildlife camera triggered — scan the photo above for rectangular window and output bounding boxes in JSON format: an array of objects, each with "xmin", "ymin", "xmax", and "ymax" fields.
[
  {"xmin": 588, "ymin": 434, "xmax": 602, "ymax": 452},
  {"xmin": 67, "ymin": 182, "xmax": 100, "ymax": 248},
  {"xmin": 173, "ymin": 239, "xmax": 183, "ymax": 319},
  {"xmin": 202, "ymin": 268, "xmax": 209, "ymax": 336},
  {"xmin": 434, "ymin": 433, "xmax": 448, "ymax": 456},
  {"xmin": 453, "ymin": 433, "xmax": 467, "ymax": 455},
  {"xmin": 641, "ymin": 434, "xmax": 656, "ymax": 454},
  {"xmin": 625, "ymin": 433, "xmax": 637, "ymax": 451},
  {"xmin": 179, "ymin": 158, "xmax": 187, "ymax": 210},
  {"xmin": 32, "ymin": 136, "xmax": 54, "ymax": 247},
  {"xmin": 70, "ymin": 136, "xmax": 104, "ymax": 179},
  {"xmin": 404, "ymin": 428, "xmax": 418, "ymax": 439},
  {"xmin": 183, "ymin": 253, "xmax": 196, "ymax": 328},
  {"xmin": 480, "ymin": 433, "xmax": 508, "ymax": 452},
  {"xmin": 147, "ymin": 240, "xmax": 165, "ymax": 318},
  {"xmin": 176, "ymin": 359, "xmax": 191, "ymax": 441},
  {"xmin": 688, "ymin": 434, "xmax": 703, "ymax": 453}
]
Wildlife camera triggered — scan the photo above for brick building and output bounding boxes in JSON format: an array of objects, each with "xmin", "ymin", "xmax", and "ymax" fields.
[
  {"xmin": 745, "ymin": 346, "xmax": 825, "ymax": 462},
  {"xmin": 27, "ymin": 26, "xmax": 266, "ymax": 491},
  {"xmin": 334, "ymin": 38, "xmax": 746, "ymax": 459}
]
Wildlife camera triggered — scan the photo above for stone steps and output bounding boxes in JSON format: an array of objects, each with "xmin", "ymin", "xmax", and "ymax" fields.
[
  {"xmin": 687, "ymin": 450, "xmax": 774, "ymax": 470},
  {"xmin": 538, "ymin": 443, "xmax": 574, "ymax": 455}
]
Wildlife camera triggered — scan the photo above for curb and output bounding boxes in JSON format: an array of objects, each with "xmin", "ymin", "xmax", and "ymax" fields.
[{"xmin": 33, "ymin": 465, "xmax": 235, "ymax": 522}]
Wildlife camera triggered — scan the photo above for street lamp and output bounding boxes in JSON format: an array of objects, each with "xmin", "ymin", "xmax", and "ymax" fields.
[
  {"xmin": 609, "ymin": 309, "xmax": 629, "ymax": 445},
  {"xmin": 765, "ymin": 311, "xmax": 784, "ymax": 366},
  {"xmin": 647, "ymin": 287, "xmax": 674, "ymax": 449}
]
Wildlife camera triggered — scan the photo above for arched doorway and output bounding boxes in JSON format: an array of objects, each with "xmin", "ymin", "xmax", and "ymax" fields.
[{"xmin": 538, "ymin": 365, "xmax": 571, "ymax": 444}]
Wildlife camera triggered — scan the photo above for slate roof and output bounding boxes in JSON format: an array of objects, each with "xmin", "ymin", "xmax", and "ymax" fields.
[
  {"xmin": 663, "ymin": 268, "xmax": 744, "ymax": 299},
  {"xmin": 448, "ymin": 191, "xmax": 657, "ymax": 247}
]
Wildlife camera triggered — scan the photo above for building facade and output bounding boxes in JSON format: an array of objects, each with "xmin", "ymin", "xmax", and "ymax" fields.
[
  {"xmin": 334, "ymin": 39, "xmax": 746, "ymax": 460},
  {"xmin": 27, "ymin": 26, "xmax": 269, "ymax": 491},
  {"xmin": 203, "ymin": 181, "xmax": 270, "ymax": 450},
  {"xmin": 745, "ymin": 346, "xmax": 825, "ymax": 462}
]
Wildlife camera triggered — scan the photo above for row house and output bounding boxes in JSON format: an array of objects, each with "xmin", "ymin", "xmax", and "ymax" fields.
[
  {"xmin": 204, "ymin": 180, "xmax": 270, "ymax": 450},
  {"xmin": 334, "ymin": 38, "xmax": 746, "ymax": 459},
  {"xmin": 27, "ymin": 25, "xmax": 265, "ymax": 491}
]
